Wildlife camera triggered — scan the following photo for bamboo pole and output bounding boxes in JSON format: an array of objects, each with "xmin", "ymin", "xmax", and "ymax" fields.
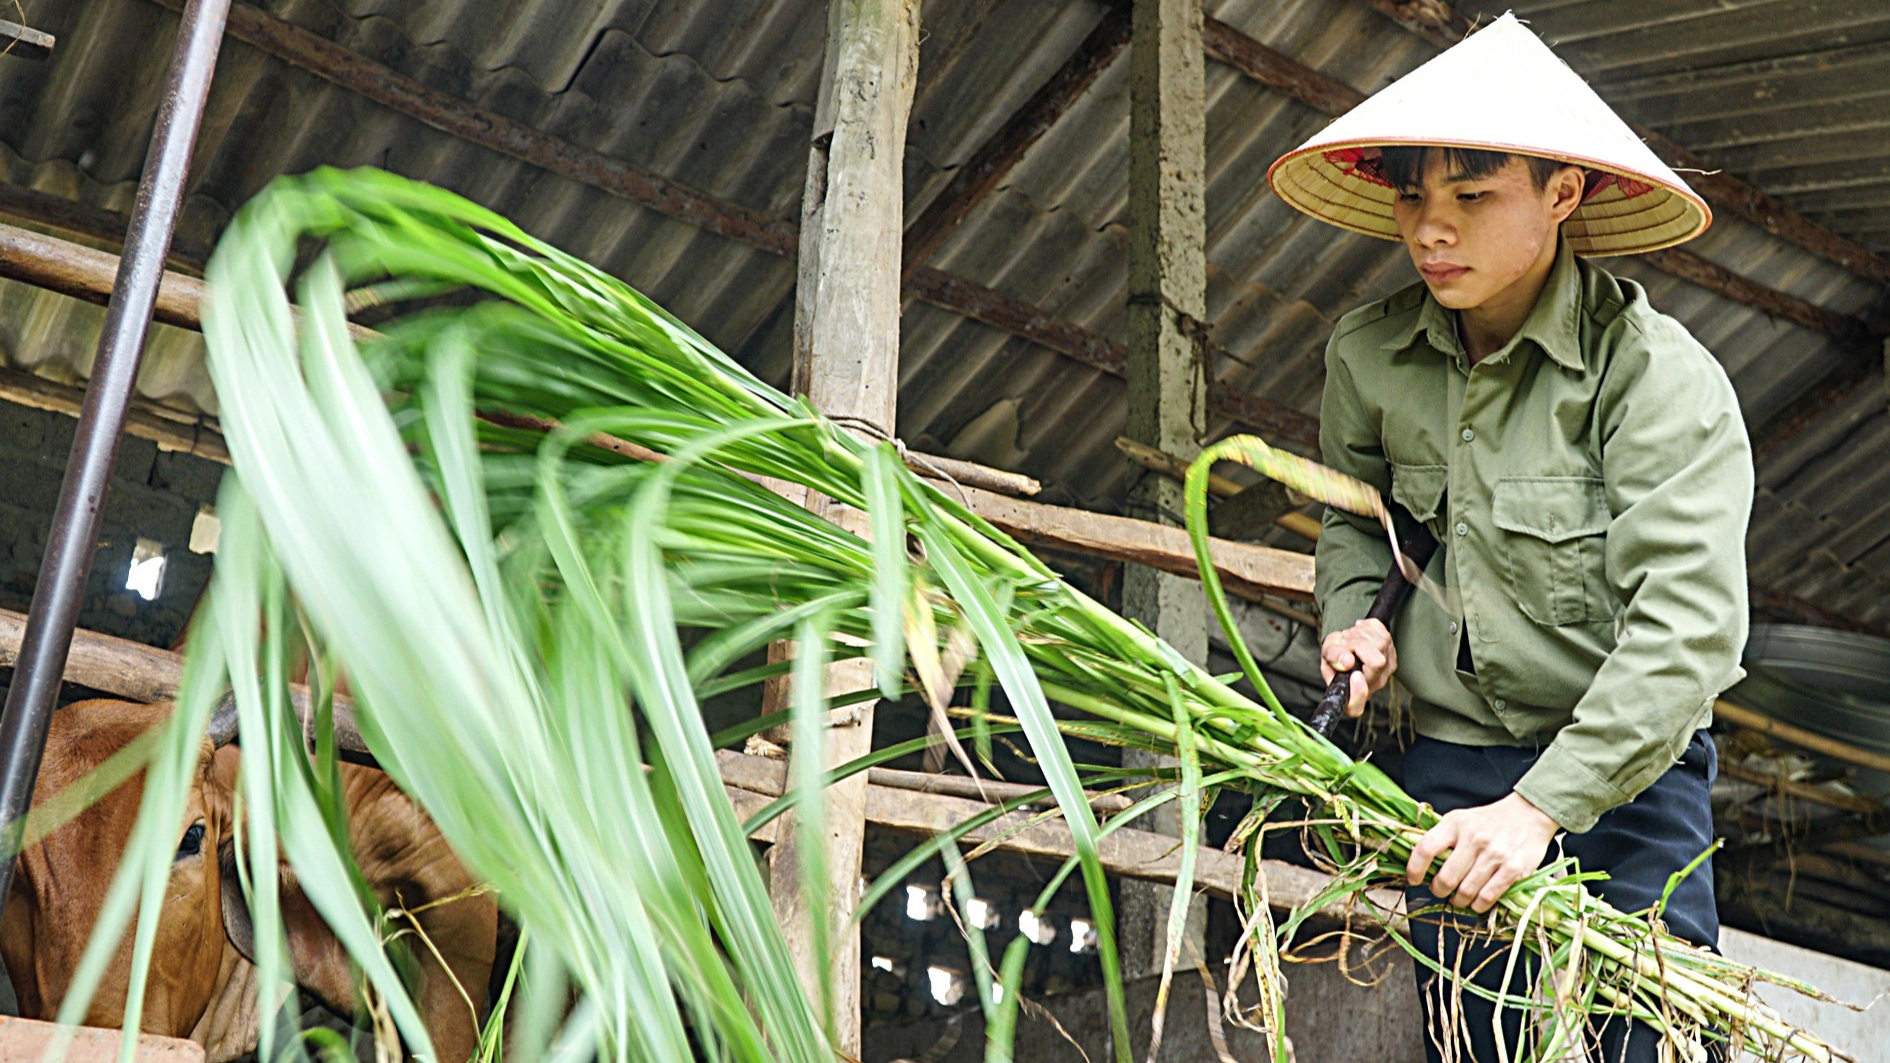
[
  {"xmin": 1714, "ymin": 699, "xmax": 1890, "ymax": 777},
  {"xmin": 1116, "ymin": 435, "xmax": 1323, "ymax": 541},
  {"xmin": 717, "ymin": 748, "xmax": 1402, "ymax": 924},
  {"xmin": 1718, "ymin": 761, "xmax": 1888, "ymax": 818}
]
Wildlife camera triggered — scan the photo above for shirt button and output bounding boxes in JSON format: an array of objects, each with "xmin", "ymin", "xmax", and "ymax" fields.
[
  {"xmin": 1461, "ymin": 427, "xmax": 1475, "ymax": 443},
  {"xmin": 1454, "ymin": 521, "xmax": 1468, "ymax": 536},
  {"xmin": 1493, "ymin": 698, "xmax": 1508, "ymax": 711},
  {"xmin": 1449, "ymin": 621, "xmax": 1459, "ymax": 634}
]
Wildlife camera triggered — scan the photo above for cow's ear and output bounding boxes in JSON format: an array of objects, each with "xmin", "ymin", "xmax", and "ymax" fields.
[
  {"xmin": 219, "ymin": 839, "xmax": 355, "ymax": 1014},
  {"xmin": 205, "ymin": 746, "xmax": 238, "ymax": 831},
  {"xmin": 211, "ymin": 747, "xmax": 254, "ymax": 962},
  {"xmin": 217, "ymin": 836, "xmax": 257, "ymax": 965}
]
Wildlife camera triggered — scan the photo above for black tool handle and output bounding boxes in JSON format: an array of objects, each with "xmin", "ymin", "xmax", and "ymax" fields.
[{"xmin": 1309, "ymin": 503, "xmax": 1440, "ymax": 736}]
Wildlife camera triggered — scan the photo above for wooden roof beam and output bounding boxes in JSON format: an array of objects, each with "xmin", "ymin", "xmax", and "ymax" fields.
[
  {"xmin": 1750, "ymin": 582, "xmax": 1890, "ymax": 641},
  {"xmin": 148, "ymin": 0, "xmax": 802, "ymax": 254},
  {"xmin": 0, "ymin": 183, "xmax": 211, "ymax": 272},
  {"xmin": 905, "ymin": 265, "xmax": 1320, "ymax": 446},
  {"xmin": 0, "ymin": 19, "xmax": 55, "ymax": 62}
]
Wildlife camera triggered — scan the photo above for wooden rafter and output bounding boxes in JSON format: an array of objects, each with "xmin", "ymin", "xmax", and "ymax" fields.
[
  {"xmin": 0, "ymin": 19, "xmax": 54, "ymax": 62},
  {"xmin": 904, "ymin": 265, "xmax": 1321, "ymax": 447},
  {"xmin": 1750, "ymin": 583, "xmax": 1890, "ymax": 641},
  {"xmin": 0, "ymin": 182, "xmax": 210, "ymax": 272}
]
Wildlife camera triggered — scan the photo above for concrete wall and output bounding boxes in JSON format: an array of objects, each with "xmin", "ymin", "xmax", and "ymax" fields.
[
  {"xmin": 1721, "ymin": 927, "xmax": 1890, "ymax": 1061},
  {"xmin": 0, "ymin": 401, "xmax": 222, "ymax": 656},
  {"xmin": 863, "ymin": 961, "xmax": 1426, "ymax": 1063}
]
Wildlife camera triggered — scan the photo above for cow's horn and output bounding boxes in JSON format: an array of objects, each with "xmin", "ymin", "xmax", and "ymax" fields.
[{"xmin": 207, "ymin": 692, "xmax": 240, "ymax": 748}]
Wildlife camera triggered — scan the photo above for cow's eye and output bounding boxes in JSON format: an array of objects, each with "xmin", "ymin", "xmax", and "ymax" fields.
[{"xmin": 176, "ymin": 821, "xmax": 206, "ymax": 860}]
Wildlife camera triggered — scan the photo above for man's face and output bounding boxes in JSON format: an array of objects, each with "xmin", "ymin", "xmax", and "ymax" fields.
[{"xmin": 1390, "ymin": 153, "xmax": 1584, "ymax": 312}]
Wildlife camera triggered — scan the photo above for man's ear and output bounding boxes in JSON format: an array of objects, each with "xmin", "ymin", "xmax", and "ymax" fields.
[{"xmin": 1549, "ymin": 165, "xmax": 1586, "ymax": 226}]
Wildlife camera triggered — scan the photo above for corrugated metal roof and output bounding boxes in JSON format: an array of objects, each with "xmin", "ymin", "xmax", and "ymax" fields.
[{"xmin": 1, "ymin": 0, "xmax": 1887, "ymax": 625}]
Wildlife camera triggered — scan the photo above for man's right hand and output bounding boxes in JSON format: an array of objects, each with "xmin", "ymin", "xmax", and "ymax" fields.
[{"xmin": 1319, "ymin": 618, "xmax": 1397, "ymax": 718}]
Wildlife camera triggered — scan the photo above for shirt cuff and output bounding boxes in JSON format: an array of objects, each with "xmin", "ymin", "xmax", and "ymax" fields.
[{"xmin": 1513, "ymin": 743, "xmax": 1630, "ymax": 835}]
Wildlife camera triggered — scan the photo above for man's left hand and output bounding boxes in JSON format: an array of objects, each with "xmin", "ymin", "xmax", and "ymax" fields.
[{"xmin": 1406, "ymin": 791, "xmax": 1562, "ymax": 913}]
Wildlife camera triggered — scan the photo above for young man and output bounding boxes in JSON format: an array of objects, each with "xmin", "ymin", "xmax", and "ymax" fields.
[{"xmin": 1266, "ymin": 15, "xmax": 1752, "ymax": 1063}]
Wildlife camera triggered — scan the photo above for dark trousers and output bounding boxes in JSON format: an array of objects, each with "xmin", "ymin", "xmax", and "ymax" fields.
[{"xmin": 1401, "ymin": 731, "xmax": 1719, "ymax": 1063}]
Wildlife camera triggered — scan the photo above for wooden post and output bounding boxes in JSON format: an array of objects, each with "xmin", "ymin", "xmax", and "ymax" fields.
[
  {"xmin": 1119, "ymin": 0, "xmax": 1209, "ymax": 984},
  {"xmin": 769, "ymin": 0, "xmax": 920, "ymax": 1054}
]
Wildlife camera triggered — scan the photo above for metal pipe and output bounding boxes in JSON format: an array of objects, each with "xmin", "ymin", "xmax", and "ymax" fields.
[{"xmin": 0, "ymin": 0, "xmax": 231, "ymax": 911}]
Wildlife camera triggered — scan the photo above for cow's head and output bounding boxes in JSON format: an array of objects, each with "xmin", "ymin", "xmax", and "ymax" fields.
[{"xmin": 0, "ymin": 698, "xmax": 239, "ymax": 1038}]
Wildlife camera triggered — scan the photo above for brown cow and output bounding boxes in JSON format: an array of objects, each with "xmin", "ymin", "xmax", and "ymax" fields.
[{"xmin": 1, "ymin": 699, "xmax": 496, "ymax": 1063}]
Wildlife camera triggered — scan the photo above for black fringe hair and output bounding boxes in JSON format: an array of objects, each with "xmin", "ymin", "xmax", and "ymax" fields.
[{"xmin": 1379, "ymin": 146, "xmax": 1566, "ymax": 191}]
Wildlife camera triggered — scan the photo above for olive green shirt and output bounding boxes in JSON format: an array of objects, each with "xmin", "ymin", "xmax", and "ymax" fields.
[{"xmin": 1314, "ymin": 240, "xmax": 1753, "ymax": 833}]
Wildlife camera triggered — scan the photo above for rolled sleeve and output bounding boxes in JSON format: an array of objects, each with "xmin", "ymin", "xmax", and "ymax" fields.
[
  {"xmin": 1315, "ymin": 337, "xmax": 1395, "ymax": 641},
  {"xmin": 1515, "ymin": 321, "xmax": 1752, "ymax": 833}
]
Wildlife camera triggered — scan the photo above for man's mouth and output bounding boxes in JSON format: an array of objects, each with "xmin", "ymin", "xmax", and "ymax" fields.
[{"xmin": 1419, "ymin": 262, "xmax": 1469, "ymax": 283}]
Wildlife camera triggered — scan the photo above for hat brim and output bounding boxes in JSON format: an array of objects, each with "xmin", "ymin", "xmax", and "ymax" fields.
[{"xmin": 1268, "ymin": 138, "xmax": 1712, "ymax": 257}]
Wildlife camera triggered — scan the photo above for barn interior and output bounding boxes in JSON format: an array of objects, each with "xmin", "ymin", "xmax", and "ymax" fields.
[{"xmin": 1, "ymin": 1, "xmax": 1888, "ymax": 1060}]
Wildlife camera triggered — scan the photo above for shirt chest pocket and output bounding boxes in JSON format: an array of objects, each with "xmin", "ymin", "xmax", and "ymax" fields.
[
  {"xmin": 1388, "ymin": 461, "xmax": 1449, "ymax": 538},
  {"xmin": 1490, "ymin": 476, "xmax": 1617, "ymax": 626}
]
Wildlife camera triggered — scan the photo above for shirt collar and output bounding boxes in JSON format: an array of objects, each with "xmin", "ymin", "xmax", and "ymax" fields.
[{"xmin": 1381, "ymin": 239, "xmax": 1585, "ymax": 371}]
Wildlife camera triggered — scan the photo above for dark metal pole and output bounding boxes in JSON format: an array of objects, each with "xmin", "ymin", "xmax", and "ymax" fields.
[{"xmin": 0, "ymin": 0, "xmax": 230, "ymax": 910}]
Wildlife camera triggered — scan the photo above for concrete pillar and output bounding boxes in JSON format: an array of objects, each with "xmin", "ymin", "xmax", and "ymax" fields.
[
  {"xmin": 1119, "ymin": 0, "xmax": 1210, "ymax": 985},
  {"xmin": 769, "ymin": 0, "xmax": 921, "ymax": 1054}
]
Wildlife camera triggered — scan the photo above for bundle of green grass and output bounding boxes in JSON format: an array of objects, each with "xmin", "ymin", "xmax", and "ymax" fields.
[{"xmin": 75, "ymin": 169, "xmax": 1847, "ymax": 1063}]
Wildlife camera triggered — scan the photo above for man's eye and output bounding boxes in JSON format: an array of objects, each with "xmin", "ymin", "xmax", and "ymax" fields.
[
  {"xmin": 1457, "ymin": 192, "xmax": 1485, "ymax": 203},
  {"xmin": 1398, "ymin": 192, "xmax": 1422, "ymax": 204}
]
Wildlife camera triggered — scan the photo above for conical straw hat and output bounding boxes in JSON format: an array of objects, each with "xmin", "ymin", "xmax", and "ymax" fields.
[{"xmin": 1266, "ymin": 13, "xmax": 1710, "ymax": 256}]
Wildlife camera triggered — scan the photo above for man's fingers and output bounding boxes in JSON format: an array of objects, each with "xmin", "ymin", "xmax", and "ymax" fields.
[
  {"xmin": 1449, "ymin": 859, "xmax": 1496, "ymax": 910},
  {"xmin": 1472, "ymin": 862, "xmax": 1524, "ymax": 913},
  {"xmin": 1324, "ymin": 622, "xmax": 1397, "ymax": 714},
  {"xmin": 1323, "ymin": 644, "xmax": 1356, "ymax": 673},
  {"xmin": 1353, "ymin": 642, "xmax": 1386, "ymax": 675},
  {"xmin": 1347, "ymin": 671, "xmax": 1369, "ymax": 716},
  {"xmin": 1430, "ymin": 843, "xmax": 1479, "ymax": 900},
  {"xmin": 1407, "ymin": 821, "xmax": 1455, "ymax": 885}
]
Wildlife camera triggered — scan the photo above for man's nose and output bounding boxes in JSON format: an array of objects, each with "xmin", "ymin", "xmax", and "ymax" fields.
[{"xmin": 1414, "ymin": 209, "xmax": 1456, "ymax": 248}]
